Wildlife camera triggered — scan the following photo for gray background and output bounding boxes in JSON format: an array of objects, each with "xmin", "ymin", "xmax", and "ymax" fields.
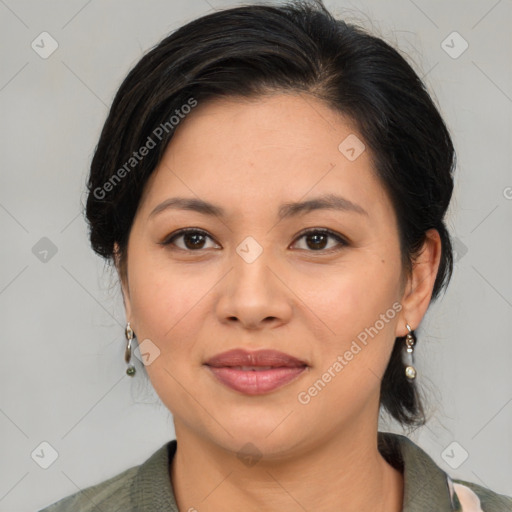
[{"xmin": 0, "ymin": 0, "xmax": 511, "ymax": 510}]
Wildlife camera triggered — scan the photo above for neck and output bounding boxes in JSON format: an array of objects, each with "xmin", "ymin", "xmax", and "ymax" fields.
[{"xmin": 170, "ymin": 420, "xmax": 404, "ymax": 512}]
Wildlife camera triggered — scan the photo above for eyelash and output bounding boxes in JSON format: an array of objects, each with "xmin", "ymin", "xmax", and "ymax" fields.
[{"xmin": 160, "ymin": 227, "xmax": 348, "ymax": 253}]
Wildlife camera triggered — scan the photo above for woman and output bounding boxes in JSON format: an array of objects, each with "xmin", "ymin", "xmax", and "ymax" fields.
[{"xmin": 39, "ymin": 1, "xmax": 511, "ymax": 510}]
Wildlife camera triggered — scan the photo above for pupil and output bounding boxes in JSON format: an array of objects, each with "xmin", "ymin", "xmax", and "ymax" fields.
[
  {"xmin": 185, "ymin": 233, "xmax": 204, "ymax": 249},
  {"xmin": 308, "ymin": 233, "xmax": 327, "ymax": 250}
]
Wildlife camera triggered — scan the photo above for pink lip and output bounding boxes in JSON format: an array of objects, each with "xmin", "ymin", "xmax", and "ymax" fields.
[
  {"xmin": 204, "ymin": 349, "xmax": 309, "ymax": 395},
  {"xmin": 204, "ymin": 349, "xmax": 308, "ymax": 368}
]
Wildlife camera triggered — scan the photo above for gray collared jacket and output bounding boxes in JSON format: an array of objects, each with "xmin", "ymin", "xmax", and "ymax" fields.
[{"xmin": 38, "ymin": 432, "xmax": 512, "ymax": 511}]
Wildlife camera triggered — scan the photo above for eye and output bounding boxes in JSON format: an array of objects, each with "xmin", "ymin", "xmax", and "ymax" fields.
[
  {"xmin": 160, "ymin": 228, "xmax": 219, "ymax": 251},
  {"xmin": 291, "ymin": 228, "xmax": 347, "ymax": 252},
  {"xmin": 160, "ymin": 227, "xmax": 348, "ymax": 253}
]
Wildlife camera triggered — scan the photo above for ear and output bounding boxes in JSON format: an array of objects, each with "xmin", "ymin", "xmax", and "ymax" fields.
[
  {"xmin": 396, "ymin": 228, "xmax": 442, "ymax": 337},
  {"xmin": 114, "ymin": 242, "xmax": 133, "ymax": 321}
]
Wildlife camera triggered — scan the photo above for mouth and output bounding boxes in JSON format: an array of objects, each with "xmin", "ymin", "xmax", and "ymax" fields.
[
  {"xmin": 204, "ymin": 348, "xmax": 308, "ymax": 368},
  {"xmin": 204, "ymin": 349, "xmax": 309, "ymax": 395},
  {"xmin": 224, "ymin": 366, "xmax": 287, "ymax": 371}
]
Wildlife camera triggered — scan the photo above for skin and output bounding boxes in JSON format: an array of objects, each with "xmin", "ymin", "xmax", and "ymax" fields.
[{"xmin": 115, "ymin": 93, "xmax": 441, "ymax": 512}]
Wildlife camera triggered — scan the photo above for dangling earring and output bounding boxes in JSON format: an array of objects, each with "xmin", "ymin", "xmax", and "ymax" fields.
[
  {"xmin": 404, "ymin": 323, "xmax": 416, "ymax": 380},
  {"xmin": 124, "ymin": 322, "xmax": 136, "ymax": 377}
]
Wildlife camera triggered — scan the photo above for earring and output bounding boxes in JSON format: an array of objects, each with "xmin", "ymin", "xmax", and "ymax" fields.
[
  {"xmin": 124, "ymin": 322, "xmax": 136, "ymax": 377},
  {"xmin": 404, "ymin": 323, "xmax": 416, "ymax": 380}
]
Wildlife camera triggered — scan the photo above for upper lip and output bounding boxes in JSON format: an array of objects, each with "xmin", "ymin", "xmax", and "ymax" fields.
[{"xmin": 204, "ymin": 349, "xmax": 308, "ymax": 368}]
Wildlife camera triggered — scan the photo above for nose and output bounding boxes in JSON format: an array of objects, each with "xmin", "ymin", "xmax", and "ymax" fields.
[{"xmin": 215, "ymin": 245, "xmax": 293, "ymax": 331}]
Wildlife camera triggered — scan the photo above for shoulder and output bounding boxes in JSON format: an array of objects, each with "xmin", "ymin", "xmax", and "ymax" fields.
[
  {"xmin": 37, "ymin": 440, "xmax": 176, "ymax": 512},
  {"xmin": 37, "ymin": 465, "xmax": 139, "ymax": 512},
  {"xmin": 378, "ymin": 432, "xmax": 512, "ymax": 511},
  {"xmin": 449, "ymin": 477, "xmax": 512, "ymax": 512}
]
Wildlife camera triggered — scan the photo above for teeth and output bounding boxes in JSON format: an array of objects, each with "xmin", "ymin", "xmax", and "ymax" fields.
[{"xmin": 231, "ymin": 366, "xmax": 275, "ymax": 371}]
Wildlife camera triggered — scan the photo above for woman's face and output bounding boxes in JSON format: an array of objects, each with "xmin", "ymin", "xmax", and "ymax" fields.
[{"xmin": 119, "ymin": 93, "xmax": 434, "ymax": 457}]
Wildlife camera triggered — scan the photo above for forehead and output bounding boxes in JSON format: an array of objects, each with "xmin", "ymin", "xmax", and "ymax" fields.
[{"xmin": 138, "ymin": 93, "xmax": 391, "ymax": 222}]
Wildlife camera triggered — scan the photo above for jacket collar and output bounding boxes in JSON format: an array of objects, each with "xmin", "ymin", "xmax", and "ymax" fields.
[
  {"xmin": 378, "ymin": 431, "xmax": 454, "ymax": 511},
  {"xmin": 131, "ymin": 431, "xmax": 455, "ymax": 511}
]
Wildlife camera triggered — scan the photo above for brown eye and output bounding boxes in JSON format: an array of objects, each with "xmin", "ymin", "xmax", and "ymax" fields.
[
  {"xmin": 161, "ymin": 228, "xmax": 347, "ymax": 253},
  {"xmin": 292, "ymin": 229, "xmax": 347, "ymax": 252},
  {"xmin": 161, "ymin": 229, "xmax": 219, "ymax": 251}
]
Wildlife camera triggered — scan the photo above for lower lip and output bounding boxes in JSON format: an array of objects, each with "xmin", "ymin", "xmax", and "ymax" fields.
[{"xmin": 206, "ymin": 366, "xmax": 307, "ymax": 395}]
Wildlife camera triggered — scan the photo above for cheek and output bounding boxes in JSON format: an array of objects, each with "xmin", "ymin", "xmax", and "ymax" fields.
[
  {"xmin": 299, "ymin": 255, "xmax": 400, "ymax": 336},
  {"xmin": 294, "ymin": 267, "xmax": 400, "ymax": 421},
  {"xmin": 128, "ymin": 249, "xmax": 223, "ymax": 360},
  {"xmin": 127, "ymin": 247, "xmax": 186, "ymax": 339},
  {"xmin": 300, "ymin": 254, "xmax": 402, "ymax": 388}
]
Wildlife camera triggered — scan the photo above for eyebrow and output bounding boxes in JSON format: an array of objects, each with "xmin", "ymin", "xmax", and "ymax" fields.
[{"xmin": 149, "ymin": 193, "xmax": 369, "ymax": 220}]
